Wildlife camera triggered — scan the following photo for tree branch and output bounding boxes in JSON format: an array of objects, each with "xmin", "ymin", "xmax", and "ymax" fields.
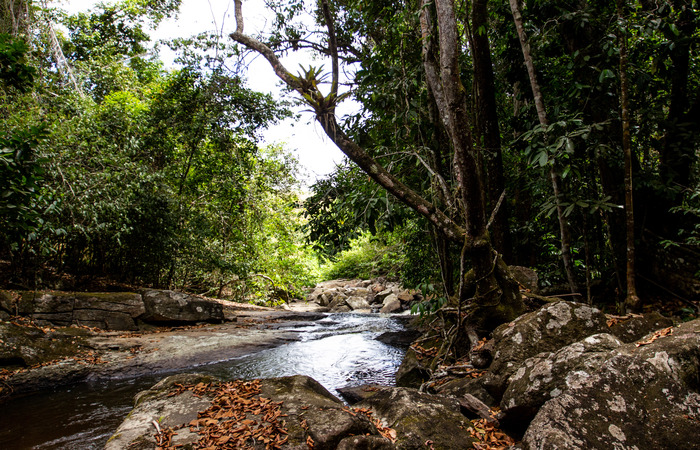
[
  {"xmin": 230, "ymin": 0, "xmax": 466, "ymax": 243},
  {"xmin": 321, "ymin": 0, "xmax": 339, "ymax": 100}
]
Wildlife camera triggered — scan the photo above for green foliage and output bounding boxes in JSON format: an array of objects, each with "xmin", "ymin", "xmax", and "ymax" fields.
[
  {"xmin": 0, "ymin": 125, "xmax": 49, "ymax": 253},
  {"xmin": 0, "ymin": 1, "xmax": 320, "ymax": 304},
  {"xmin": 0, "ymin": 34, "xmax": 36, "ymax": 93},
  {"xmin": 321, "ymin": 231, "xmax": 401, "ymax": 281}
]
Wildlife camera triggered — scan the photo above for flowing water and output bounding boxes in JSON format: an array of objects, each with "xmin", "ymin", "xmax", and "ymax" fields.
[{"xmin": 0, "ymin": 313, "xmax": 409, "ymax": 449}]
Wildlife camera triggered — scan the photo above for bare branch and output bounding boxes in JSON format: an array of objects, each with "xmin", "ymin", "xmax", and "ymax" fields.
[
  {"xmin": 230, "ymin": 1, "xmax": 303, "ymax": 93},
  {"xmin": 412, "ymin": 151, "xmax": 455, "ymax": 212},
  {"xmin": 321, "ymin": 0, "xmax": 339, "ymax": 99}
]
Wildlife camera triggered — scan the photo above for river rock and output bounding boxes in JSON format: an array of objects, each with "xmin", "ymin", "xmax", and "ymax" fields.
[
  {"xmin": 483, "ymin": 301, "xmax": 608, "ymax": 400},
  {"xmin": 499, "ymin": 333, "xmax": 624, "ymax": 431},
  {"xmin": 434, "ymin": 376, "xmax": 496, "ymax": 407},
  {"xmin": 107, "ymin": 373, "xmax": 390, "ymax": 450},
  {"xmin": 608, "ymin": 311, "xmax": 674, "ymax": 343},
  {"xmin": 0, "ymin": 291, "xmax": 145, "ymax": 330},
  {"xmin": 141, "ymin": 290, "xmax": 224, "ymax": 324},
  {"xmin": 522, "ymin": 319, "xmax": 700, "ymax": 450},
  {"xmin": 337, "ymin": 384, "xmax": 387, "ymax": 404},
  {"xmin": 395, "ymin": 347, "xmax": 430, "ymax": 388},
  {"xmin": 105, "ymin": 373, "xmax": 219, "ymax": 450},
  {"xmin": 329, "ymin": 296, "xmax": 352, "ymax": 312},
  {"xmin": 380, "ymin": 294, "xmax": 402, "ymax": 314},
  {"xmin": 0, "ymin": 322, "xmax": 89, "ymax": 368},
  {"xmin": 376, "ymin": 329, "xmax": 422, "ymax": 347},
  {"xmin": 306, "ymin": 279, "xmax": 416, "ymax": 314},
  {"xmin": 355, "ymin": 387, "xmax": 475, "ymax": 449},
  {"xmin": 346, "ymin": 295, "xmax": 371, "ymax": 311},
  {"xmin": 373, "ymin": 288, "xmax": 395, "ymax": 305}
]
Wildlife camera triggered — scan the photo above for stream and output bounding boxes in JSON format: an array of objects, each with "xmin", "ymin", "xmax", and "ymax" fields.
[{"xmin": 0, "ymin": 313, "xmax": 409, "ymax": 449}]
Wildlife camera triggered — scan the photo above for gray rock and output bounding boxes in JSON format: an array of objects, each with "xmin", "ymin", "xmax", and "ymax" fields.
[
  {"xmin": 337, "ymin": 384, "xmax": 387, "ymax": 404},
  {"xmin": 347, "ymin": 287, "xmax": 370, "ymax": 298},
  {"xmin": 0, "ymin": 321, "xmax": 92, "ymax": 368},
  {"xmin": 484, "ymin": 301, "xmax": 608, "ymax": 400},
  {"xmin": 106, "ymin": 373, "xmax": 218, "ymax": 450},
  {"xmin": 305, "ymin": 288, "xmax": 324, "ymax": 304},
  {"xmin": 355, "ymin": 387, "xmax": 475, "ymax": 449},
  {"xmin": 316, "ymin": 279, "xmax": 356, "ymax": 289},
  {"xmin": 380, "ymin": 294, "xmax": 402, "ymax": 314},
  {"xmin": 522, "ymin": 319, "xmax": 700, "ymax": 450},
  {"xmin": 395, "ymin": 347, "xmax": 430, "ymax": 388},
  {"xmin": 0, "ymin": 291, "xmax": 145, "ymax": 330},
  {"xmin": 396, "ymin": 291, "xmax": 414, "ymax": 304},
  {"xmin": 320, "ymin": 288, "xmax": 347, "ymax": 307},
  {"xmin": 434, "ymin": 376, "xmax": 496, "ymax": 407},
  {"xmin": 107, "ymin": 374, "xmax": 389, "ymax": 450},
  {"xmin": 509, "ymin": 266, "xmax": 539, "ymax": 293},
  {"xmin": 337, "ymin": 435, "xmax": 396, "ymax": 450},
  {"xmin": 141, "ymin": 290, "xmax": 224, "ymax": 324},
  {"xmin": 374, "ymin": 288, "xmax": 395, "ymax": 305},
  {"xmin": 346, "ymin": 295, "xmax": 372, "ymax": 311},
  {"xmin": 608, "ymin": 311, "xmax": 674, "ymax": 343},
  {"xmin": 500, "ymin": 333, "xmax": 623, "ymax": 430},
  {"xmin": 329, "ymin": 295, "xmax": 351, "ymax": 312}
]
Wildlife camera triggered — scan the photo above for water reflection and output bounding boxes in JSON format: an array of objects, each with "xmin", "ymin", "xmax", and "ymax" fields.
[
  {"xmin": 0, "ymin": 313, "xmax": 407, "ymax": 449},
  {"xmin": 208, "ymin": 332, "xmax": 404, "ymax": 397}
]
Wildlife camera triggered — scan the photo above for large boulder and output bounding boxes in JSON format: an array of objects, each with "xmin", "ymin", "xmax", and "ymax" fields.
[
  {"xmin": 434, "ymin": 376, "xmax": 496, "ymax": 407},
  {"xmin": 0, "ymin": 291, "xmax": 145, "ymax": 330},
  {"xmin": 499, "ymin": 333, "xmax": 624, "ymax": 430},
  {"xmin": 0, "ymin": 322, "xmax": 89, "ymax": 368},
  {"xmin": 141, "ymin": 290, "xmax": 224, "ymax": 324},
  {"xmin": 380, "ymin": 294, "xmax": 402, "ymax": 314},
  {"xmin": 346, "ymin": 295, "xmax": 372, "ymax": 311},
  {"xmin": 355, "ymin": 387, "xmax": 475, "ymax": 449},
  {"xmin": 522, "ymin": 319, "xmax": 700, "ymax": 450},
  {"xmin": 608, "ymin": 311, "xmax": 674, "ymax": 343},
  {"xmin": 105, "ymin": 373, "xmax": 219, "ymax": 450},
  {"xmin": 107, "ymin": 374, "xmax": 390, "ymax": 450},
  {"xmin": 483, "ymin": 301, "xmax": 608, "ymax": 399},
  {"xmin": 329, "ymin": 295, "xmax": 352, "ymax": 312},
  {"xmin": 395, "ymin": 347, "xmax": 430, "ymax": 388}
]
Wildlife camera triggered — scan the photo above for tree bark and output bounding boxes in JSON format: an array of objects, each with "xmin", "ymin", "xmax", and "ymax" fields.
[
  {"xmin": 508, "ymin": 0, "xmax": 578, "ymax": 294},
  {"xmin": 618, "ymin": 0, "xmax": 640, "ymax": 311}
]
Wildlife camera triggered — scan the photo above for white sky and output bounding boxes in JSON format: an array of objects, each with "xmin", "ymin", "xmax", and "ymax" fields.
[{"xmin": 51, "ymin": 0, "xmax": 347, "ymax": 184}]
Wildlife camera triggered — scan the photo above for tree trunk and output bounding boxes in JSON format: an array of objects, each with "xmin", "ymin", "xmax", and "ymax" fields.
[
  {"xmin": 230, "ymin": 0, "xmax": 524, "ymax": 334},
  {"xmin": 618, "ymin": 0, "xmax": 640, "ymax": 311},
  {"xmin": 660, "ymin": 1, "xmax": 697, "ymax": 190},
  {"xmin": 508, "ymin": 0, "xmax": 578, "ymax": 294},
  {"xmin": 470, "ymin": 0, "xmax": 512, "ymax": 262}
]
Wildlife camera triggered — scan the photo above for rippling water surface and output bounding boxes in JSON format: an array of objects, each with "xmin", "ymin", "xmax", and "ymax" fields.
[{"xmin": 0, "ymin": 313, "xmax": 408, "ymax": 449}]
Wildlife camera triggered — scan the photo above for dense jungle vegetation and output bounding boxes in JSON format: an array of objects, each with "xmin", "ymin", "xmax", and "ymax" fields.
[{"xmin": 1, "ymin": 0, "xmax": 698, "ymax": 324}]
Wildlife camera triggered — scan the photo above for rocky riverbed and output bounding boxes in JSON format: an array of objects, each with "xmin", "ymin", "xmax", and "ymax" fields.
[
  {"xmin": 2, "ymin": 281, "xmax": 699, "ymax": 449},
  {"xmin": 1, "ymin": 300, "xmax": 328, "ymax": 398},
  {"xmin": 106, "ymin": 301, "xmax": 700, "ymax": 450}
]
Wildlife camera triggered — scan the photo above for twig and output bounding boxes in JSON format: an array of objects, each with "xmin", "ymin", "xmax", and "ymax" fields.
[{"xmin": 486, "ymin": 190, "xmax": 506, "ymax": 231}]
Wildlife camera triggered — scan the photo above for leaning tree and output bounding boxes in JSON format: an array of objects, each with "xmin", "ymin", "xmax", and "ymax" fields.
[{"xmin": 230, "ymin": 0, "xmax": 525, "ymax": 338}]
